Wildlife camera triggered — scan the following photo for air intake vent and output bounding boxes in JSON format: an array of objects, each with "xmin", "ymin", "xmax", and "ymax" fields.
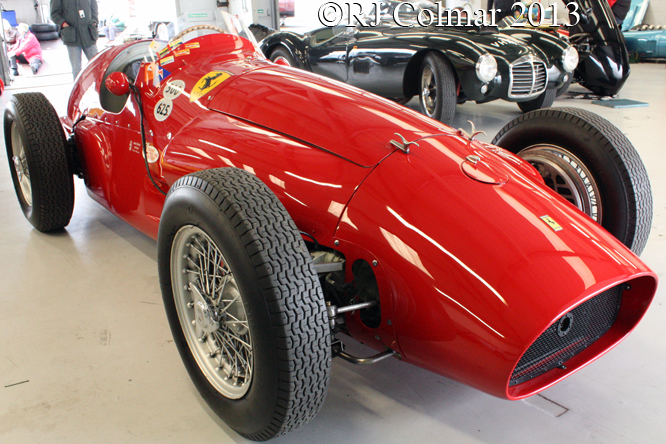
[
  {"xmin": 509, "ymin": 57, "xmax": 547, "ymax": 99},
  {"xmin": 510, "ymin": 285, "xmax": 623, "ymax": 386}
]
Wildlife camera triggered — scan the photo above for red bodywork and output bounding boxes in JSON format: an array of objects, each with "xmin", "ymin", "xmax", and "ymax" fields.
[{"xmin": 64, "ymin": 34, "xmax": 657, "ymax": 401}]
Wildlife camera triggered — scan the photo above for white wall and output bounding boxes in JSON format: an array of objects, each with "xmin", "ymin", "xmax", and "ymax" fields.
[
  {"xmin": 644, "ymin": 0, "xmax": 666, "ymax": 24},
  {"xmin": 2, "ymin": 0, "xmax": 50, "ymax": 25}
]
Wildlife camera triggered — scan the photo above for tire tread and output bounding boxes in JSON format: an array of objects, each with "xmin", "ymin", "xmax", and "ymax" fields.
[{"xmin": 168, "ymin": 168, "xmax": 331, "ymax": 440}]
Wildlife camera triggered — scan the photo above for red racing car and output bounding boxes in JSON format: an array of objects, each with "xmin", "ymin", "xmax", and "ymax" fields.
[{"xmin": 4, "ymin": 10, "xmax": 657, "ymax": 441}]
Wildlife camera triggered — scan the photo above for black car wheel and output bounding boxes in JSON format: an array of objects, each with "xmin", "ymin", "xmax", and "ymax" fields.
[
  {"xmin": 492, "ymin": 107, "xmax": 652, "ymax": 255},
  {"xmin": 4, "ymin": 93, "xmax": 74, "ymax": 232},
  {"xmin": 419, "ymin": 53, "xmax": 456, "ymax": 124},
  {"xmin": 517, "ymin": 87, "xmax": 556, "ymax": 113},
  {"xmin": 158, "ymin": 168, "xmax": 331, "ymax": 440},
  {"xmin": 270, "ymin": 47, "xmax": 296, "ymax": 66}
]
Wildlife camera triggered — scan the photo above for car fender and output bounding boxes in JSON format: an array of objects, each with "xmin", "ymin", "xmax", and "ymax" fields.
[{"xmin": 260, "ymin": 32, "xmax": 310, "ymax": 70}]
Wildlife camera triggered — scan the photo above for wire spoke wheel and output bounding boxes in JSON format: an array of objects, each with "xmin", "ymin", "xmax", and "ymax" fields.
[
  {"xmin": 3, "ymin": 92, "xmax": 74, "ymax": 232},
  {"xmin": 492, "ymin": 107, "xmax": 653, "ymax": 255},
  {"xmin": 518, "ymin": 144, "xmax": 602, "ymax": 222},
  {"xmin": 171, "ymin": 225, "xmax": 253, "ymax": 399},
  {"xmin": 10, "ymin": 122, "xmax": 32, "ymax": 206}
]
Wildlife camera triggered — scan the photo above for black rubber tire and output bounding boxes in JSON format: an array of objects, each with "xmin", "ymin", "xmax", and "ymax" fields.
[
  {"xmin": 269, "ymin": 47, "xmax": 296, "ymax": 66},
  {"xmin": 556, "ymin": 75, "xmax": 574, "ymax": 98},
  {"xmin": 157, "ymin": 168, "xmax": 331, "ymax": 440},
  {"xmin": 517, "ymin": 87, "xmax": 556, "ymax": 113},
  {"xmin": 34, "ymin": 31, "xmax": 60, "ymax": 41},
  {"xmin": 419, "ymin": 52, "xmax": 456, "ymax": 124},
  {"xmin": 31, "ymin": 23, "xmax": 58, "ymax": 33},
  {"xmin": 4, "ymin": 93, "xmax": 74, "ymax": 232},
  {"xmin": 492, "ymin": 107, "xmax": 652, "ymax": 255}
]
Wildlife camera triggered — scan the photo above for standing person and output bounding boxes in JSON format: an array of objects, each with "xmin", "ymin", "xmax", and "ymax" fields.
[
  {"xmin": 8, "ymin": 24, "xmax": 44, "ymax": 76},
  {"xmin": 50, "ymin": 0, "xmax": 99, "ymax": 80}
]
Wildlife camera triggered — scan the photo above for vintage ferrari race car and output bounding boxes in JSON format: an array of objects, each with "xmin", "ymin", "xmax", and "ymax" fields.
[
  {"xmin": 4, "ymin": 9, "xmax": 657, "ymax": 441},
  {"xmin": 260, "ymin": 0, "xmax": 578, "ymax": 123}
]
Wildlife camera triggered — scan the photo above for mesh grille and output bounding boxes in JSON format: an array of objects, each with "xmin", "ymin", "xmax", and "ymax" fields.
[
  {"xmin": 509, "ymin": 59, "xmax": 547, "ymax": 98},
  {"xmin": 510, "ymin": 285, "xmax": 623, "ymax": 386}
]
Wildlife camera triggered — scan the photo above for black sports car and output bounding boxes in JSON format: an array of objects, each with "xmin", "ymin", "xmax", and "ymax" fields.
[{"xmin": 260, "ymin": 1, "xmax": 578, "ymax": 123}]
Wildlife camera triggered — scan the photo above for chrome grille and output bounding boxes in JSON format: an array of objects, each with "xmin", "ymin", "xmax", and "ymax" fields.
[
  {"xmin": 509, "ymin": 285, "xmax": 623, "ymax": 387},
  {"xmin": 509, "ymin": 57, "xmax": 548, "ymax": 99}
]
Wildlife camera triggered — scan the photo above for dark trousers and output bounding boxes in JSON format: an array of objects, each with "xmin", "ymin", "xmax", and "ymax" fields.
[{"xmin": 9, "ymin": 54, "xmax": 42, "ymax": 74}]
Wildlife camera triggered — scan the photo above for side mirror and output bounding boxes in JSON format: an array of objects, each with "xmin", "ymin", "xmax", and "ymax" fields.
[{"xmin": 105, "ymin": 72, "xmax": 131, "ymax": 96}]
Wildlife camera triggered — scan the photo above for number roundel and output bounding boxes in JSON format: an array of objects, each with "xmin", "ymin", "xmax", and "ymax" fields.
[{"xmin": 154, "ymin": 98, "xmax": 173, "ymax": 122}]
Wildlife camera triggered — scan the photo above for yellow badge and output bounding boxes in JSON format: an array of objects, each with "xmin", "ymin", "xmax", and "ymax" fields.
[
  {"xmin": 185, "ymin": 42, "xmax": 200, "ymax": 49},
  {"xmin": 540, "ymin": 215, "xmax": 563, "ymax": 232},
  {"xmin": 190, "ymin": 71, "xmax": 232, "ymax": 103},
  {"xmin": 158, "ymin": 46, "xmax": 170, "ymax": 58},
  {"xmin": 175, "ymin": 49, "xmax": 190, "ymax": 57}
]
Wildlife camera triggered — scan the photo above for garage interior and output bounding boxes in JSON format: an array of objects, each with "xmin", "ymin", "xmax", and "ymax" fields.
[{"xmin": 0, "ymin": 0, "xmax": 665, "ymax": 443}]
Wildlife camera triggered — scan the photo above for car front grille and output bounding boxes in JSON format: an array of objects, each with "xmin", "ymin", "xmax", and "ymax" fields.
[
  {"xmin": 509, "ymin": 57, "xmax": 548, "ymax": 99},
  {"xmin": 509, "ymin": 285, "xmax": 623, "ymax": 386}
]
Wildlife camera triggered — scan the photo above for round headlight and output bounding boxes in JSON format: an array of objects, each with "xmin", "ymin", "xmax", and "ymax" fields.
[
  {"xmin": 562, "ymin": 46, "xmax": 579, "ymax": 73},
  {"xmin": 476, "ymin": 54, "xmax": 497, "ymax": 83}
]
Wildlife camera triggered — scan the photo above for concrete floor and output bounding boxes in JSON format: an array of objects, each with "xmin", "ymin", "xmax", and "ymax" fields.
[{"xmin": 1, "ymin": 61, "xmax": 665, "ymax": 443}]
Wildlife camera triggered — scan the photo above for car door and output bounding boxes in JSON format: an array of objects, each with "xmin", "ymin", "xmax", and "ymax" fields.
[{"xmin": 307, "ymin": 25, "xmax": 355, "ymax": 82}]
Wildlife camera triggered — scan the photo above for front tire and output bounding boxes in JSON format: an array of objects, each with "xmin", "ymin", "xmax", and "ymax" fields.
[
  {"xmin": 492, "ymin": 107, "xmax": 652, "ymax": 255},
  {"xmin": 158, "ymin": 168, "xmax": 331, "ymax": 440},
  {"xmin": 517, "ymin": 87, "xmax": 556, "ymax": 113},
  {"xmin": 269, "ymin": 47, "xmax": 296, "ymax": 67},
  {"xmin": 419, "ymin": 52, "xmax": 456, "ymax": 124},
  {"xmin": 4, "ymin": 93, "xmax": 74, "ymax": 232}
]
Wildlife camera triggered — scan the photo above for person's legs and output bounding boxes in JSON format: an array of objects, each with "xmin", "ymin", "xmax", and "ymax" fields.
[
  {"xmin": 82, "ymin": 44, "xmax": 99, "ymax": 62},
  {"xmin": 67, "ymin": 45, "xmax": 83, "ymax": 80},
  {"xmin": 9, "ymin": 55, "xmax": 18, "ymax": 76},
  {"xmin": 30, "ymin": 58, "xmax": 42, "ymax": 75},
  {"xmin": 10, "ymin": 54, "xmax": 29, "ymax": 75}
]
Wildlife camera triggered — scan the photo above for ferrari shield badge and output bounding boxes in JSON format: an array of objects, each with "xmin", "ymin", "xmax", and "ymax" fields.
[
  {"xmin": 540, "ymin": 215, "xmax": 563, "ymax": 232},
  {"xmin": 190, "ymin": 71, "xmax": 232, "ymax": 103}
]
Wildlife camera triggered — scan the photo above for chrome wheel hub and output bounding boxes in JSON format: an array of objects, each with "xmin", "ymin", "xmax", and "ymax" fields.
[
  {"xmin": 171, "ymin": 225, "xmax": 253, "ymax": 398},
  {"xmin": 11, "ymin": 123, "xmax": 32, "ymax": 206},
  {"xmin": 519, "ymin": 144, "xmax": 602, "ymax": 222},
  {"xmin": 421, "ymin": 66, "xmax": 436, "ymax": 116}
]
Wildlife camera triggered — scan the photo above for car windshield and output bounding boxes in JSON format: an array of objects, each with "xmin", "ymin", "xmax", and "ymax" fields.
[{"xmin": 142, "ymin": 9, "xmax": 260, "ymax": 63}]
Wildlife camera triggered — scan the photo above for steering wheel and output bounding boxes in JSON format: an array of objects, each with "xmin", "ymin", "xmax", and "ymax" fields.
[{"xmin": 169, "ymin": 24, "xmax": 228, "ymax": 45}]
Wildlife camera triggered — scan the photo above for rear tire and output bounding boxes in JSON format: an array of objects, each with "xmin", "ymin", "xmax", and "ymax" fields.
[
  {"xmin": 517, "ymin": 87, "xmax": 556, "ymax": 113},
  {"xmin": 4, "ymin": 93, "xmax": 74, "ymax": 232},
  {"xmin": 158, "ymin": 168, "xmax": 331, "ymax": 440},
  {"xmin": 419, "ymin": 52, "xmax": 456, "ymax": 124},
  {"xmin": 492, "ymin": 107, "xmax": 652, "ymax": 255}
]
